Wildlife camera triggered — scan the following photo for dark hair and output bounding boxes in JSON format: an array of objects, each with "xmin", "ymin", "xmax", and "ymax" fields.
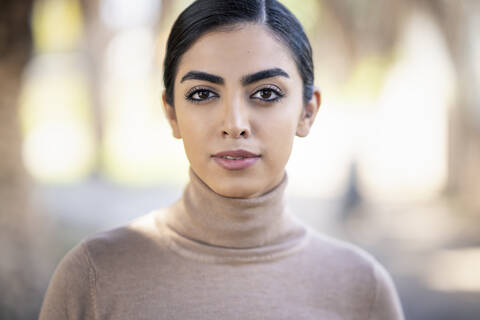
[{"xmin": 163, "ymin": 0, "xmax": 314, "ymax": 106}]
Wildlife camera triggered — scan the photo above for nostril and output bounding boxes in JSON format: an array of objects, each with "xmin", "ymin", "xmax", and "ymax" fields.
[{"xmin": 222, "ymin": 128, "xmax": 249, "ymax": 138}]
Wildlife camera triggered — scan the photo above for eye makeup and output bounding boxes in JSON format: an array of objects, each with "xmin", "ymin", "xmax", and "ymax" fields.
[
  {"xmin": 185, "ymin": 86, "xmax": 219, "ymax": 104},
  {"xmin": 250, "ymin": 84, "xmax": 285, "ymax": 103},
  {"xmin": 184, "ymin": 83, "xmax": 286, "ymax": 104}
]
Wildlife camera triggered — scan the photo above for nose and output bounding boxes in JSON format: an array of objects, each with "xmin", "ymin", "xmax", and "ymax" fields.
[{"xmin": 221, "ymin": 97, "xmax": 250, "ymax": 139}]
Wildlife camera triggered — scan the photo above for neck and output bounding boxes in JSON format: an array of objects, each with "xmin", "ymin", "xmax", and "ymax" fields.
[{"xmin": 164, "ymin": 167, "xmax": 305, "ymax": 249}]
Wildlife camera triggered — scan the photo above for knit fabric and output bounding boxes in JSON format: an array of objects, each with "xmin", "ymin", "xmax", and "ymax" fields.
[{"xmin": 39, "ymin": 168, "xmax": 404, "ymax": 320}]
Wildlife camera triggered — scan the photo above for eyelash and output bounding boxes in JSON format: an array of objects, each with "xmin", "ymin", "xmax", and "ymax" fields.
[
  {"xmin": 185, "ymin": 86, "xmax": 219, "ymax": 104},
  {"xmin": 184, "ymin": 85, "xmax": 285, "ymax": 104},
  {"xmin": 250, "ymin": 85, "xmax": 284, "ymax": 103}
]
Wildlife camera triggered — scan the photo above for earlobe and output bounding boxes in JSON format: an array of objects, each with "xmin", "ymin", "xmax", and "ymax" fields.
[
  {"xmin": 162, "ymin": 91, "xmax": 182, "ymax": 139},
  {"xmin": 296, "ymin": 87, "xmax": 321, "ymax": 138},
  {"xmin": 296, "ymin": 116, "xmax": 309, "ymax": 137}
]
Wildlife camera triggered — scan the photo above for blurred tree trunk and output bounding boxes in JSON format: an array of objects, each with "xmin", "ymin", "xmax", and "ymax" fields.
[
  {"xmin": 80, "ymin": 0, "xmax": 106, "ymax": 156},
  {"xmin": 407, "ymin": 0, "xmax": 480, "ymax": 211},
  {"xmin": 425, "ymin": 0, "xmax": 480, "ymax": 211},
  {"xmin": 0, "ymin": 0, "xmax": 47, "ymax": 318}
]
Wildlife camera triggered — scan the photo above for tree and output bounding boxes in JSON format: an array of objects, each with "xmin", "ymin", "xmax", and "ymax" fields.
[{"xmin": 0, "ymin": 0, "xmax": 48, "ymax": 318}]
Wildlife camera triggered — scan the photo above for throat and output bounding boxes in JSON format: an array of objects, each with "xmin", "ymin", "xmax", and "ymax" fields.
[{"xmin": 163, "ymin": 167, "xmax": 303, "ymax": 249}]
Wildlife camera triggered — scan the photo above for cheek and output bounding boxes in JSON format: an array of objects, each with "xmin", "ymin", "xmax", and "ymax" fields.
[
  {"xmin": 262, "ymin": 98, "xmax": 302, "ymax": 139},
  {"xmin": 257, "ymin": 106, "xmax": 300, "ymax": 166},
  {"xmin": 267, "ymin": 123, "xmax": 295, "ymax": 157},
  {"xmin": 175, "ymin": 108, "xmax": 209, "ymax": 161}
]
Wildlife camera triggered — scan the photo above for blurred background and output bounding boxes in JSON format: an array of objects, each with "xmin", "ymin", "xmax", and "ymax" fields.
[{"xmin": 1, "ymin": 0, "xmax": 479, "ymax": 318}]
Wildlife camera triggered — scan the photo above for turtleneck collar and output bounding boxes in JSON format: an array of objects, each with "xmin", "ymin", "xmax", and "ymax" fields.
[{"xmin": 162, "ymin": 167, "xmax": 308, "ymax": 254}]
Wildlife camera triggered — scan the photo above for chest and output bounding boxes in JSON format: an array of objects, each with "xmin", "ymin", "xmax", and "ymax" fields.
[{"xmin": 94, "ymin": 258, "xmax": 371, "ymax": 320}]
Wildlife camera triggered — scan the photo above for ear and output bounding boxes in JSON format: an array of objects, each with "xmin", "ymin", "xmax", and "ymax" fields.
[
  {"xmin": 296, "ymin": 87, "xmax": 321, "ymax": 137},
  {"xmin": 162, "ymin": 91, "xmax": 182, "ymax": 139}
]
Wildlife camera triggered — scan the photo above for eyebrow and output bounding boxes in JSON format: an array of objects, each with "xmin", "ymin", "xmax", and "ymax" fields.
[
  {"xmin": 180, "ymin": 71, "xmax": 224, "ymax": 84},
  {"xmin": 241, "ymin": 68, "xmax": 289, "ymax": 85},
  {"xmin": 179, "ymin": 68, "xmax": 290, "ymax": 86}
]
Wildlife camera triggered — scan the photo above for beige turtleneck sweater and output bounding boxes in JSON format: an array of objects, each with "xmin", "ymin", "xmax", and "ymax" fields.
[{"xmin": 39, "ymin": 168, "xmax": 404, "ymax": 320}]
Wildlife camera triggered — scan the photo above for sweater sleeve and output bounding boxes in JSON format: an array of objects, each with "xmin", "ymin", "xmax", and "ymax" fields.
[
  {"xmin": 368, "ymin": 262, "xmax": 405, "ymax": 320},
  {"xmin": 39, "ymin": 242, "xmax": 97, "ymax": 320}
]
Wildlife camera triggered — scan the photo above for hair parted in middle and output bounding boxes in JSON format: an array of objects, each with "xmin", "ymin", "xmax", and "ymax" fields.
[{"xmin": 163, "ymin": 0, "xmax": 314, "ymax": 107}]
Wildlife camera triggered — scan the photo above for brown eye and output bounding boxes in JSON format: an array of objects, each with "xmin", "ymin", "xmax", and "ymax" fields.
[
  {"xmin": 251, "ymin": 86, "xmax": 284, "ymax": 102},
  {"xmin": 198, "ymin": 90, "xmax": 210, "ymax": 99},
  {"xmin": 260, "ymin": 89, "xmax": 272, "ymax": 99},
  {"xmin": 186, "ymin": 88, "xmax": 218, "ymax": 102}
]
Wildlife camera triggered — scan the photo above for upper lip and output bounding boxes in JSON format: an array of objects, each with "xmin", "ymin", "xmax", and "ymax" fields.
[{"xmin": 212, "ymin": 149, "xmax": 260, "ymax": 158}]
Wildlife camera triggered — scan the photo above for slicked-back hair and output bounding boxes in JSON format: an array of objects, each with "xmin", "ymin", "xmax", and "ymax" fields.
[{"xmin": 163, "ymin": 0, "xmax": 314, "ymax": 107}]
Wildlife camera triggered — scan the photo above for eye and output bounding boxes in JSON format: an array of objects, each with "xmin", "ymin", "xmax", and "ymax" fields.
[
  {"xmin": 251, "ymin": 86, "xmax": 284, "ymax": 102},
  {"xmin": 185, "ymin": 88, "xmax": 218, "ymax": 102}
]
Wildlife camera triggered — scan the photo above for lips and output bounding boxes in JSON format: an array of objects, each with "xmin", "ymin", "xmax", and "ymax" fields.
[
  {"xmin": 211, "ymin": 149, "xmax": 261, "ymax": 170},
  {"xmin": 212, "ymin": 149, "xmax": 260, "ymax": 159}
]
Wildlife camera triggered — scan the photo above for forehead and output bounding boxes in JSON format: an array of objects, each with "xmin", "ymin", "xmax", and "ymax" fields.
[{"xmin": 176, "ymin": 24, "xmax": 300, "ymax": 82}]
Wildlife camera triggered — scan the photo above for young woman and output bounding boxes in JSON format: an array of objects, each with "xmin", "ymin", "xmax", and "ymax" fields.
[{"xmin": 40, "ymin": 1, "xmax": 404, "ymax": 319}]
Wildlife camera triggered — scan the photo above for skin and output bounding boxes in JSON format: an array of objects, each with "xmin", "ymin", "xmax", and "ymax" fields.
[{"xmin": 162, "ymin": 23, "xmax": 321, "ymax": 198}]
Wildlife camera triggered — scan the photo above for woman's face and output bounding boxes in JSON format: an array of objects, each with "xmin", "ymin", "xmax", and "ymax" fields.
[{"xmin": 163, "ymin": 23, "xmax": 320, "ymax": 198}]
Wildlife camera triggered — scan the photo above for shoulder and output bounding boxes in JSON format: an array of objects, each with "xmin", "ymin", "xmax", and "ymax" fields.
[
  {"xmin": 306, "ymin": 229, "xmax": 383, "ymax": 273},
  {"xmin": 51, "ymin": 209, "xmax": 168, "ymax": 285},
  {"xmin": 40, "ymin": 210, "xmax": 170, "ymax": 319},
  {"xmin": 49, "ymin": 209, "xmax": 164, "ymax": 276},
  {"xmin": 305, "ymin": 230, "xmax": 404, "ymax": 319},
  {"xmin": 81, "ymin": 210, "xmax": 170, "ymax": 270},
  {"xmin": 39, "ymin": 237, "xmax": 96, "ymax": 319}
]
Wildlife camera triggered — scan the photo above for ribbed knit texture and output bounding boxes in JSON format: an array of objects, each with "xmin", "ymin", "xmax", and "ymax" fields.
[{"xmin": 40, "ymin": 168, "xmax": 405, "ymax": 320}]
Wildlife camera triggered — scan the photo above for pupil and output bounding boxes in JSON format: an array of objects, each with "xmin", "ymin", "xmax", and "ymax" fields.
[
  {"xmin": 262, "ymin": 90, "xmax": 272, "ymax": 99},
  {"xmin": 199, "ymin": 91, "xmax": 208, "ymax": 98}
]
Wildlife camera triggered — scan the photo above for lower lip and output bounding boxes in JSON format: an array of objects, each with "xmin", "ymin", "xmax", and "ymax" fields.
[{"xmin": 212, "ymin": 156, "xmax": 260, "ymax": 170}]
